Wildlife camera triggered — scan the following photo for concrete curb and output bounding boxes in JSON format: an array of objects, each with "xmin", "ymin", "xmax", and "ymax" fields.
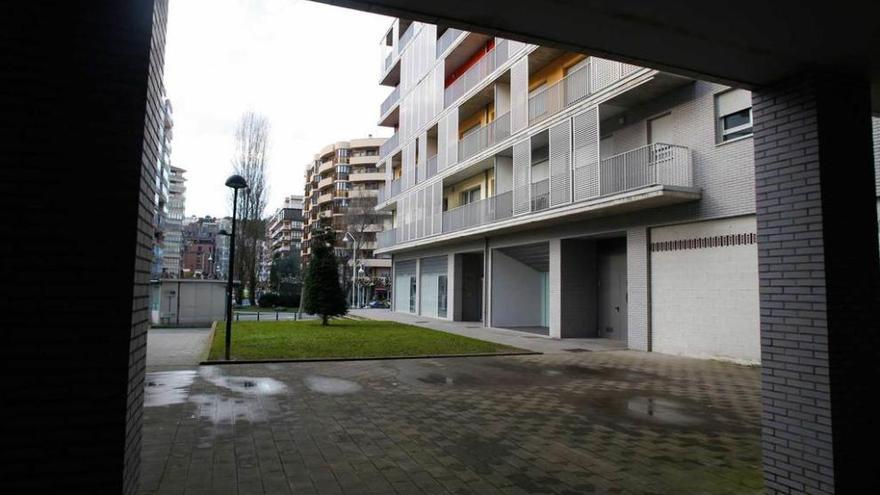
[{"xmin": 199, "ymin": 350, "xmax": 541, "ymax": 366}]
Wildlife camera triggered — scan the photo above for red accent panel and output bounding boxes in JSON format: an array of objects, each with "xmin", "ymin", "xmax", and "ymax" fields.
[{"xmin": 445, "ymin": 39, "xmax": 495, "ymax": 88}]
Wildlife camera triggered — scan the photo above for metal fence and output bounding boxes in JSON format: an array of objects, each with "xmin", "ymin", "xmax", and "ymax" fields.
[{"xmin": 598, "ymin": 143, "xmax": 692, "ymax": 195}]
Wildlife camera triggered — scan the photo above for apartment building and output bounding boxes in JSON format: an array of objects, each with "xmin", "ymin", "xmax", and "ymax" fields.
[
  {"xmin": 181, "ymin": 216, "xmax": 220, "ymax": 278},
  {"xmin": 268, "ymin": 195, "xmax": 304, "ymax": 259},
  {"xmin": 162, "ymin": 165, "xmax": 186, "ymax": 277},
  {"xmin": 151, "ymin": 98, "xmax": 173, "ymax": 279},
  {"xmin": 301, "ymin": 138, "xmax": 392, "ymax": 301},
  {"xmin": 374, "ymin": 20, "xmax": 770, "ymax": 363}
]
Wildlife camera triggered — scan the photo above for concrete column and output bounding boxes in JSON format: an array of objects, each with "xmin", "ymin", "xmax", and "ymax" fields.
[
  {"xmin": 626, "ymin": 228, "xmax": 650, "ymax": 351},
  {"xmin": 446, "ymin": 253, "xmax": 455, "ymax": 320},
  {"xmin": 414, "ymin": 258, "xmax": 421, "ymax": 315},
  {"xmin": 548, "ymin": 239, "xmax": 562, "ymax": 338},
  {"xmin": 752, "ymin": 74, "xmax": 879, "ymax": 494}
]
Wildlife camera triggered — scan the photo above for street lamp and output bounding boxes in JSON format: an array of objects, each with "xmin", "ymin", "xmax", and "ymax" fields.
[
  {"xmin": 357, "ymin": 264, "xmax": 366, "ymax": 307},
  {"xmin": 224, "ymin": 174, "xmax": 248, "ymax": 360},
  {"xmin": 342, "ymin": 231, "xmax": 357, "ymax": 307}
]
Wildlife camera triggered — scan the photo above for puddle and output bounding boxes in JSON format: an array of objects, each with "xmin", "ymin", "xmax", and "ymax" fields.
[
  {"xmin": 625, "ymin": 396, "xmax": 703, "ymax": 426},
  {"xmin": 304, "ymin": 375, "xmax": 362, "ymax": 395},
  {"xmin": 144, "ymin": 370, "xmax": 197, "ymax": 407},
  {"xmin": 199, "ymin": 367, "xmax": 287, "ymax": 395}
]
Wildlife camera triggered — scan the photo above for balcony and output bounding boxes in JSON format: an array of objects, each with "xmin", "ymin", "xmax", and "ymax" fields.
[
  {"xmin": 436, "ymin": 28, "xmax": 465, "ymax": 58},
  {"xmin": 318, "ymin": 193, "xmax": 334, "ymax": 205},
  {"xmin": 528, "ymin": 57, "xmax": 641, "ymax": 126},
  {"xmin": 444, "ymin": 39, "xmax": 512, "ymax": 108},
  {"xmin": 349, "ymin": 188, "xmax": 379, "ymax": 199},
  {"xmin": 318, "ymin": 160, "xmax": 335, "ymax": 174},
  {"xmin": 377, "ymin": 228, "xmax": 397, "ymax": 249},
  {"xmin": 457, "ymin": 112, "xmax": 511, "ymax": 162},
  {"xmin": 349, "ymin": 172, "xmax": 385, "ymax": 182},
  {"xmin": 382, "ymin": 143, "xmax": 695, "ymax": 250},
  {"xmin": 317, "ymin": 176, "xmax": 334, "ymax": 189},
  {"xmin": 379, "ymin": 132, "xmax": 399, "ymax": 158},
  {"xmin": 379, "ymin": 85, "xmax": 400, "ymax": 122},
  {"xmin": 426, "ymin": 154, "xmax": 439, "ymax": 180},
  {"xmin": 350, "ymin": 155, "xmax": 379, "ymax": 165}
]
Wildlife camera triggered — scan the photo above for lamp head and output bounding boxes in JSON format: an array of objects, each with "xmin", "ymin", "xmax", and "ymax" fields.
[{"xmin": 225, "ymin": 174, "xmax": 248, "ymax": 189}]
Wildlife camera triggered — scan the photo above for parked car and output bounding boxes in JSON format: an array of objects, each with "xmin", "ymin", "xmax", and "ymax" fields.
[{"xmin": 367, "ymin": 299, "xmax": 389, "ymax": 309}]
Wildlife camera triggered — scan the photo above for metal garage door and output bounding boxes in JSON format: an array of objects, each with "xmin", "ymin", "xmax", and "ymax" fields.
[{"xmin": 650, "ymin": 216, "xmax": 760, "ymax": 363}]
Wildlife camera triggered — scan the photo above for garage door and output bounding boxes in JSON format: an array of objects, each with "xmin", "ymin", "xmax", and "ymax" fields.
[{"xmin": 650, "ymin": 216, "xmax": 760, "ymax": 363}]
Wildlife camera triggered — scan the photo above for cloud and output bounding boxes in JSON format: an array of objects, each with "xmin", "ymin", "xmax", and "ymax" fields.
[{"xmin": 165, "ymin": 0, "xmax": 393, "ymax": 217}]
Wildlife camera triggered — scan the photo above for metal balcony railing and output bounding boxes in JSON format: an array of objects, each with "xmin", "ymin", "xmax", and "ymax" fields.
[
  {"xmin": 457, "ymin": 112, "xmax": 511, "ymax": 162},
  {"xmin": 441, "ymin": 191, "xmax": 513, "ymax": 234},
  {"xmin": 528, "ymin": 57, "xmax": 643, "ymax": 125},
  {"xmin": 444, "ymin": 39, "xmax": 511, "ymax": 108},
  {"xmin": 597, "ymin": 143, "xmax": 692, "ymax": 195},
  {"xmin": 530, "ymin": 179, "xmax": 550, "ymax": 211},
  {"xmin": 377, "ymin": 228, "xmax": 397, "ymax": 249},
  {"xmin": 379, "ymin": 132, "xmax": 399, "ymax": 158},
  {"xmin": 380, "ymin": 85, "xmax": 400, "ymax": 117},
  {"xmin": 436, "ymin": 28, "xmax": 465, "ymax": 58},
  {"xmin": 399, "ymin": 24, "xmax": 415, "ymax": 51}
]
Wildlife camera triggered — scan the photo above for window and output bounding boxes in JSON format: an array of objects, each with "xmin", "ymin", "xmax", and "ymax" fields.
[
  {"xmin": 715, "ymin": 88, "xmax": 753, "ymax": 143},
  {"xmin": 459, "ymin": 187, "xmax": 481, "ymax": 205}
]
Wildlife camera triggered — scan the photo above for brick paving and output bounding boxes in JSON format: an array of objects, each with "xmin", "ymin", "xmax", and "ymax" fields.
[{"xmin": 140, "ymin": 352, "xmax": 762, "ymax": 494}]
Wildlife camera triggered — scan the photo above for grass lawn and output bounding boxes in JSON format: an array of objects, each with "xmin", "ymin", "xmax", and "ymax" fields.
[{"xmin": 208, "ymin": 319, "xmax": 524, "ymax": 361}]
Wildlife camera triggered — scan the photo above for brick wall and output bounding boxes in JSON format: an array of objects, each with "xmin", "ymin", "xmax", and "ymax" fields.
[
  {"xmin": 3, "ymin": 1, "xmax": 166, "ymax": 492},
  {"xmin": 752, "ymin": 74, "xmax": 879, "ymax": 493}
]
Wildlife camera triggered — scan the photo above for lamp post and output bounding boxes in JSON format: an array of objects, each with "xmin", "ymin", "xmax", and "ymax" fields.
[
  {"xmin": 357, "ymin": 264, "xmax": 366, "ymax": 307},
  {"xmin": 343, "ymin": 231, "xmax": 357, "ymax": 307},
  {"xmin": 224, "ymin": 174, "xmax": 248, "ymax": 360}
]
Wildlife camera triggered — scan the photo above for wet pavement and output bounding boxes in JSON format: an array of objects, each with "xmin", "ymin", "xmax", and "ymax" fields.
[
  {"xmin": 147, "ymin": 327, "xmax": 214, "ymax": 370},
  {"xmin": 140, "ymin": 351, "xmax": 762, "ymax": 494}
]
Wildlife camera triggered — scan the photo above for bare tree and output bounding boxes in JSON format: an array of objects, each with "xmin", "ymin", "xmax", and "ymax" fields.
[
  {"xmin": 230, "ymin": 111, "xmax": 269, "ymax": 305},
  {"xmin": 341, "ymin": 193, "xmax": 390, "ymax": 302}
]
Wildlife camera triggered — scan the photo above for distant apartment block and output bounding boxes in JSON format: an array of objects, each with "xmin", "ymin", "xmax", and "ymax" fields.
[
  {"xmin": 302, "ymin": 138, "xmax": 392, "ymax": 300},
  {"xmin": 373, "ymin": 19, "xmax": 783, "ymax": 363},
  {"xmin": 151, "ymin": 98, "xmax": 173, "ymax": 279},
  {"xmin": 268, "ymin": 195, "xmax": 304, "ymax": 259},
  {"xmin": 162, "ymin": 165, "xmax": 186, "ymax": 277},
  {"xmin": 181, "ymin": 216, "xmax": 220, "ymax": 278}
]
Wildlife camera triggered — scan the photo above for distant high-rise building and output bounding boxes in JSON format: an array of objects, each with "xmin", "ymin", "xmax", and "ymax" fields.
[
  {"xmin": 151, "ymin": 98, "xmax": 173, "ymax": 279},
  {"xmin": 267, "ymin": 195, "xmax": 304, "ymax": 259},
  {"xmin": 214, "ymin": 217, "xmax": 233, "ymax": 279},
  {"xmin": 302, "ymin": 138, "xmax": 391, "ymax": 303},
  {"xmin": 163, "ymin": 165, "xmax": 186, "ymax": 277}
]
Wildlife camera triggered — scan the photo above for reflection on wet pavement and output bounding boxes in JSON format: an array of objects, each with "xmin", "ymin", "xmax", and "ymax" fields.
[{"xmin": 141, "ymin": 352, "xmax": 763, "ymax": 495}]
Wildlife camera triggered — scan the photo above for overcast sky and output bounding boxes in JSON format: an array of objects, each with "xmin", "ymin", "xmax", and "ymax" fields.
[{"xmin": 165, "ymin": 0, "xmax": 393, "ymax": 218}]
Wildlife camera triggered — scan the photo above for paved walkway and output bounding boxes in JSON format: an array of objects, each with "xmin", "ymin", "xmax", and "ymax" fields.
[
  {"xmin": 147, "ymin": 327, "xmax": 214, "ymax": 370},
  {"xmin": 140, "ymin": 351, "xmax": 762, "ymax": 494},
  {"xmin": 349, "ymin": 309, "xmax": 627, "ymax": 354}
]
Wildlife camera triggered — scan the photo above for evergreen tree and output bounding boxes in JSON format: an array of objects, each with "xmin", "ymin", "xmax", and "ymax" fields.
[{"xmin": 302, "ymin": 227, "xmax": 347, "ymax": 325}]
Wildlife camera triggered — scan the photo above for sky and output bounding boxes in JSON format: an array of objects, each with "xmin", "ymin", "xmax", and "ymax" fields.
[{"xmin": 164, "ymin": 0, "xmax": 394, "ymax": 218}]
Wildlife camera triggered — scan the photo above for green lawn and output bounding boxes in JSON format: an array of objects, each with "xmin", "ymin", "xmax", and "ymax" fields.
[{"xmin": 208, "ymin": 319, "xmax": 524, "ymax": 361}]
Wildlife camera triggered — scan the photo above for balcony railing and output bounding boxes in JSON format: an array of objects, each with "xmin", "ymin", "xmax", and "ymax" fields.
[
  {"xmin": 457, "ymin": 112, "xmax": 511, "ymax": 162},
  {"xmin": 436, "ymin": 28, "xmax": 465, "ymax": 58},
  {"xmin": 595, "ymin": 143, "xmax": 692, "ymax": 196},
  {"xmin": 379, "ymin": 132, "xmax": 399, "ymax": 158},
  {"xmin": 377, "ymin": 228, "xmax": 397, "ymax": 249},
  {"xmin": 380, "ymin": 85, "xmax": 400, "ymax": 117},
  {"xmin": 399, "ymin": 24, "xmax": 415, "ymax": 51},
  {"xmin": 441, "ymin": 191, "xmax": 513, "ymax": 234},
  {"xmin": 530, "ymin": 179, "xmax": 549, "ymax": 212},
  {"xmin": 528, "ymin": 58, "xmax": 642, "ymax": 125},
  {"xmin": 444, "ymin": 39, "xmax": 511, "ymax": 108}
]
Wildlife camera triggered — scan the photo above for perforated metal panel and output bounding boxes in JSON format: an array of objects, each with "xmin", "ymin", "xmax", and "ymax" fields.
[
  {"xmin": 549, "ymin": 120, "xmax": 572, "ymax": 207},
  {"xmin": 510, "ymin": 58, "xmax": 529, "ymax": 133},
  {"xmin": 446, "ymin": 107, "xmax": 458, "ymax": 167},
  {"xmin": 437, "ymin": 113, "xmax": 448, "ymax": 169},
  {"xmin": 432, "ymin": 182, "xmax": 442, "ymax": 234},
  {"xmin": 573, "ymin": 107, "xmax": 600, "ymax": 201},
  {"xmin": 512, "ymin": 139, "xmax": 531, "ymax": 215},
  {"xmin": 417, "ymin": 187, "xmax": 426, "ymax": 239},
  {"xmin": 590, "ymin": 58, "xmax": 618, "ymax": 93}
]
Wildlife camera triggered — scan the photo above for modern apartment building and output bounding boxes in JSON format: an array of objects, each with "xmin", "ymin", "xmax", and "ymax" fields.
[
  {"xmin": 302, "ymin": 138, "xmax": 392, "ymax": 301},
  {"xmin": 162, "ymin": 165, "xmax": 186, "ymax": 277},
  {"xmin": 268, "ymin": 195, "xmax": 304, "ymax": 259},
  {"xmin": 151, "ymin": 98, "xmax": 173, "ymax": 279},
  {"xmin": 374, "ymin": 20, "xmax": 772, "ymax": 363}
]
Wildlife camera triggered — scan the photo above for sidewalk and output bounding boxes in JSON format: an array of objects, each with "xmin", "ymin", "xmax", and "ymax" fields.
[
  {"xmin": 349, "ymin": 309, "xmax": 627, "ymax": 354},
  {"xmin": 146, "ymin": 327, "xmax": 213, "ymax": 370}
]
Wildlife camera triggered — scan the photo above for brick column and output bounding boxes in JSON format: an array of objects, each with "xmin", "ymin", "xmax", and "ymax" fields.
[
  {"xmin": 4, "ymin": 1, "xmax": 166, "ymax": 492},
  {"xmin": 752, "ymin": 74, "xmax": 879, "ymax": 494}
]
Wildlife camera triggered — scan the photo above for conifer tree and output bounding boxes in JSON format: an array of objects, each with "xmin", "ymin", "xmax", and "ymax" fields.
[{"xmin": 302, "ymin": 227, "xmax": 348, "ymax": 325}]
